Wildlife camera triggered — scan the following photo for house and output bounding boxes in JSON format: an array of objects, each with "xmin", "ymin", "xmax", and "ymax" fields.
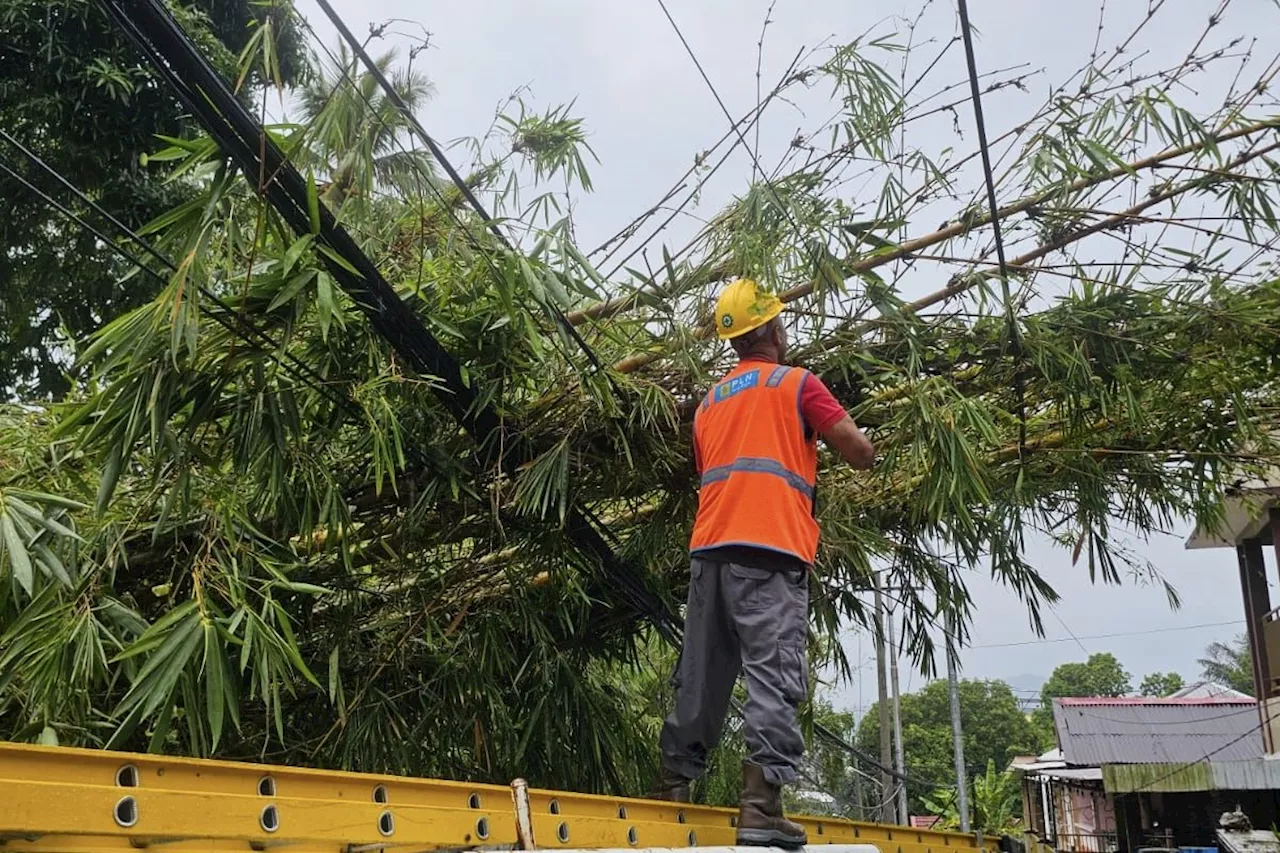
[
  {"xmin": 1012, "ymin": 691, "xmax": 1272, "ymax": 853},
  {"xmin": 1012, "ymin": 746, "xmax": 1113, "ymax": 853},
  {"xmin": 1168, "ymin": 682, "xmax": 1253, "ymax": 702}
]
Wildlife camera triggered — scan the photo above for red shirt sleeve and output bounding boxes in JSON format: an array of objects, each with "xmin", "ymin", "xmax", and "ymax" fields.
[{"xmin": 799, "ymin": 371, "xmax": 848, "ymax": 434}]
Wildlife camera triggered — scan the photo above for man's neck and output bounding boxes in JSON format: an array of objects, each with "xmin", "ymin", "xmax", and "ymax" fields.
[{"xmin": 737, "ymin": 348, "xmax": 780, "ymax": 365}]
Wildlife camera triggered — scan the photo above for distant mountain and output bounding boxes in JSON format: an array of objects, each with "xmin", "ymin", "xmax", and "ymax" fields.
[
  {"xmin": 1004, "ymin": 673, "xmax": 1046, "ymax": 695},
  {"xmin": 1003, "ymin": 673, "xmax": 1046, "ymax": 711}
]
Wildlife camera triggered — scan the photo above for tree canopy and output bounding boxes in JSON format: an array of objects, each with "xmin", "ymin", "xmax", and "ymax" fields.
[
  {"xmin": 2, "ymin": 0, "xmax": 1280, "ymax": 798},
  {"xmin": 1200, "ymin": 636, "xmax": 1254, "ymax": 696},
  {"xmin": 858, "ymin": 679, "xmax": 1039, "ymax": 812},
  {"xmin": 1139, "ymin": 671, "xmax": 1185, "ymax": 697},
  {"xmin": 0, "ymin": 0, "xmax": 304, "ymax": 399}
]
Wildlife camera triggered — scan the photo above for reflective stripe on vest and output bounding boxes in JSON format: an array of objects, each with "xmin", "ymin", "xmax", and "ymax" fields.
[
  {"xmin": 689, "ymin": 361, "xmax": 821, "ymax": 564},
  {"xmin": 700, "ymin": 456, "xmax": 815, "ymax": 500}
]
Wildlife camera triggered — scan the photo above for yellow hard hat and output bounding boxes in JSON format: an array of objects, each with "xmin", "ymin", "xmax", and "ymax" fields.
[{"xmin": 713, "ymin": 278, "xmax": 783, "ymax": 340}]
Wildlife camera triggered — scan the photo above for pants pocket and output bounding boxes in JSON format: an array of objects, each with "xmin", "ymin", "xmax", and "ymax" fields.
[
  {"xmin": 728, "ymin": 563, "xmax": 776, "ymax": 611},
  {"xmin": 778, "ymin": 641, "xmax": 808, "ymax": 705}
]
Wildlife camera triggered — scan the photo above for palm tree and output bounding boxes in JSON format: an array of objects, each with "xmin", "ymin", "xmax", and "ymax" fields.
[
  {"xmin": 295, "ymin": 42, "xmax": 437, "ymax": 205},
  {"xmin": 1199, "ymin": 636, "xmax": 1254, "ymax": 696}
]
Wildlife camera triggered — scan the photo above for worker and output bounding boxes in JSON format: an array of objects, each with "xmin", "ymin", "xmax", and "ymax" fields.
[{"xmin": 650, "ymin": 278, "xmax": 875, "ymax": 848}]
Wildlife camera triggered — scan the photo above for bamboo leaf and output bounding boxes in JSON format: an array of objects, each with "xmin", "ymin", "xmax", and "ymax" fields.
[{"xmin": 2, "ymin": 514, "xmax": 33, "ymax": 595}]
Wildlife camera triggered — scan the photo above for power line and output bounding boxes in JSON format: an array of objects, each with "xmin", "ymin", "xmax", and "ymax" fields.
[
  {"xmin": 955, "ymin": 0, "xmax": 1026, "ymax": 449},
  {"xmin": 0, "ymin": 131, "xmax": 353, "ymax": 418},
  {"xmin": 308, "ymin": 0, "xmax": 616, "ymax": 386},
  {"xmin": 99, "ymin": 0, "xmax": 677, "ymax": 645},
  {"xmin": 654, "ymin": 0, "xmax": 849, "ymax": 306},
  {"xmin": 968, "ymin": 620, "xmax": 1243, "ymax": 649}
]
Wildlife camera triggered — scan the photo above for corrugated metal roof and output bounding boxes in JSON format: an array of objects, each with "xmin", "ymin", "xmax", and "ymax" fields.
[
  {"xmin": 1053, "ymin": 698, "xmax": 1264, "ymax": 765},
  {"xmin": 1057, "ymin": 696, "xmax": 1252, "ymax": 706},
  {"xmin": 1168, "ymin": 681, "xmax": 1254, "ymax": 701}
]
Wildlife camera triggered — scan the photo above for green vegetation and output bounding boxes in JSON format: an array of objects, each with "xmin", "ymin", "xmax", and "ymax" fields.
[
  {"xmin": 1199, "ymin": 636, "xmax": 1254, "ymax": 696},
  {"xmin": 0, "ymin": 0, "xmax": 304, "ymax": 399},
  {"xmin": 0, "ymin": 0, "xmax": 1278, "ymax": 804},
  {"xmin": 1139, "ymin": 671, "xmax": 1185, "ymax": 698},
  {"xmin": 921, "ymin": 760, "xmax": 1022, "ymax": 835},
  {"xmin": 858, "ymin": 679, "xmax": 1038, "ymax": 813}
]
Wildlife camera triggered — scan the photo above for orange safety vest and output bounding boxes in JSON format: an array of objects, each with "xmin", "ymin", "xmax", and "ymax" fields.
[{"xmin": 689, "ymin": 360, "xmax": 820, "ymax": 565}]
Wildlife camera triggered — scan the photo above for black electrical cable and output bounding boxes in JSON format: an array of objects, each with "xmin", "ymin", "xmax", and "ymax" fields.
[
  {"xmin": 0, "ymin": 154, "xmax": 344, "ymax": 410},
  {"xmin": 955, "ymin": 0, "xmax": 1027, "ymax": 450},
  {"xmin": 98, "ymin": 0, "xmax": 674, "ymax": 631},
  {"xmin": 654, "ymin": 0, "xmax": 849, "ymax": 299},
  {"xmin": 0, "ymin": 129, "xmax": 353, "ymax": 415},
  {"xmin": 105, "ymin": 0, "xmax": 972, "ymax": 796},
  {"xmin": 310, "ymin": 0, "xmax": 616, "ymax": 384}
]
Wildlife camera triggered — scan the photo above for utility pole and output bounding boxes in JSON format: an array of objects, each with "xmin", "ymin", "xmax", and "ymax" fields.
[
  {"xmin": 873, "ymin": 579, "xmax": 894, "ymax": 824},
  {"xmin": 887, "ymin": 605, "xmax": 909, "ymax": 825},
  {"xmin": 851, "ymin": 730, "xmax": 867, "ymax": 820},
  {"xmin": 947, "ymin": 612, "xmax": 971, "ymax": 832}
]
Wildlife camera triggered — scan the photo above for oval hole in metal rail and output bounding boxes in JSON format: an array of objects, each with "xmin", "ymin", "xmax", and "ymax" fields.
[{"xmin": 113, "ymin": 796, "xmax": 138, "ymax": 828}]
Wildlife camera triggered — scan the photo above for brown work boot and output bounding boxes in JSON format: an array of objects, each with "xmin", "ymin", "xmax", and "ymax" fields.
[
  {"xmin": 736, "ymin": 762, "xmax": 807, "ymax": 848},
  {"xmin": 646, "ymin": 765, "xmax": 692, "ymax": 802}
]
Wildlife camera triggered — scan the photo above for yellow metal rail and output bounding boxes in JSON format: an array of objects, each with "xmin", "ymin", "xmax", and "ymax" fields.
[{"xmin": 0, "ymin": 742, "xmax": 998, "ymax": 853}]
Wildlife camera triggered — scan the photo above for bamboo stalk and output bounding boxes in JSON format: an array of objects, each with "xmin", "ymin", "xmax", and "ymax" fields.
[{"xmin": 604, "ymin": 118, "xmax": 1280, "ymax": 374}]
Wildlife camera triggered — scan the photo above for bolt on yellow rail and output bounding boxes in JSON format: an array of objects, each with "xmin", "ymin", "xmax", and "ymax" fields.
[{"xmin": 0, "ymin": 742, "xmax": 999, "ymax": 853}]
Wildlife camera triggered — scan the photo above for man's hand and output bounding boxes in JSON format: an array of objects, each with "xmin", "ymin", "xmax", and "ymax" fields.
[{"xmin": 820, "ymin": 415, "xmax": 875, "ymax": 469}]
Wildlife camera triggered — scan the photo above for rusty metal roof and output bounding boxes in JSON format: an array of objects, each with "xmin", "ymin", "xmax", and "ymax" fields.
[{"xmin": 1053, "ymin": 698, "xmax": 1264, "ymax": 765}]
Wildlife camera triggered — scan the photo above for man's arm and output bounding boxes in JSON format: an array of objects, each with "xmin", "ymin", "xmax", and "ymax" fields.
[
  {"xmin": 798, "ymin": 371, "xmax": 876, "ymax": 469},
  {"xmin": 819, "ymin": 414, "xmax": 875, "ymax": 469}
]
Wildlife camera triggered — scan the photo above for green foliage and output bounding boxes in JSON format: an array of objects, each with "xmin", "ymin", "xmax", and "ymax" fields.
[
  {"xmin": 1139, "ymin": 671, "xmax": 1185, "ymax": 698},
  {"xmin": 921, "ymin": 760, "xmax": 1021, "ymax": 834},
  {"xmin": 3, "ymin": 1, "xmax": 1280, "ymax": 799},
  {"xmin": 0, "ymin": 0, "xmax": 304, "ymax": 399},
  {"xmin": 1199, "ymin": 636, "xmax": 1254, "ymax": 696},
  {"xmin": 1040, "ymin": 653, "xmax": 1132, "ymax": 702},
  {"xmin": 857, "ymin": 679, "xmax": 1038, "ymax": 812},
  {"xmin": 1031, "ymin": 653, "xmax": 1132, "ymax": 744}
]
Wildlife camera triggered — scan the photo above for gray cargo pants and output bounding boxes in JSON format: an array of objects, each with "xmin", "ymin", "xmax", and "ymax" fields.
[{"xmin": 659, "ymin": 557, "xmax": 809, "ymax": 786}]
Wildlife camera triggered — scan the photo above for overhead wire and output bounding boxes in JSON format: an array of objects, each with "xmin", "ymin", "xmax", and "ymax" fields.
[
  {"xmin": 292, "ymin": 5, "xmax": 690, "ymax": 640},
  {"xmin": 0, "ymin": 131, "xmax": 358, "ymax": 420},
  {"xmin": 653, "ymin": 0, "xmax": 854, "ymax": 318},
  {"xmin": 103, "ymin": 0, "xmax": 981, "ymax": 805},
  {"xmin": 99, "ymin": 0, "xmax": 679, "ymax": 644},
  {"xmin": 308, "ymin": 0, "xmax": 617, "ymax": 387},
  {"xmin": 954, "ymin": 0, "xmax": 1026, "ymax": 452}
]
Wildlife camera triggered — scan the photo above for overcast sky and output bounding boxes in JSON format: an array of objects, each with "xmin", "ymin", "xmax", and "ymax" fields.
[{"xmin": 296, "ymin": 0, "xmax": 1278, "ymax": 710}]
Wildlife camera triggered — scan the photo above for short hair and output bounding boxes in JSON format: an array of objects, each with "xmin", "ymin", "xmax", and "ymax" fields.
[{"xmin": 729, "ymin": 317, "xmax": 778, "ymax": 356}]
